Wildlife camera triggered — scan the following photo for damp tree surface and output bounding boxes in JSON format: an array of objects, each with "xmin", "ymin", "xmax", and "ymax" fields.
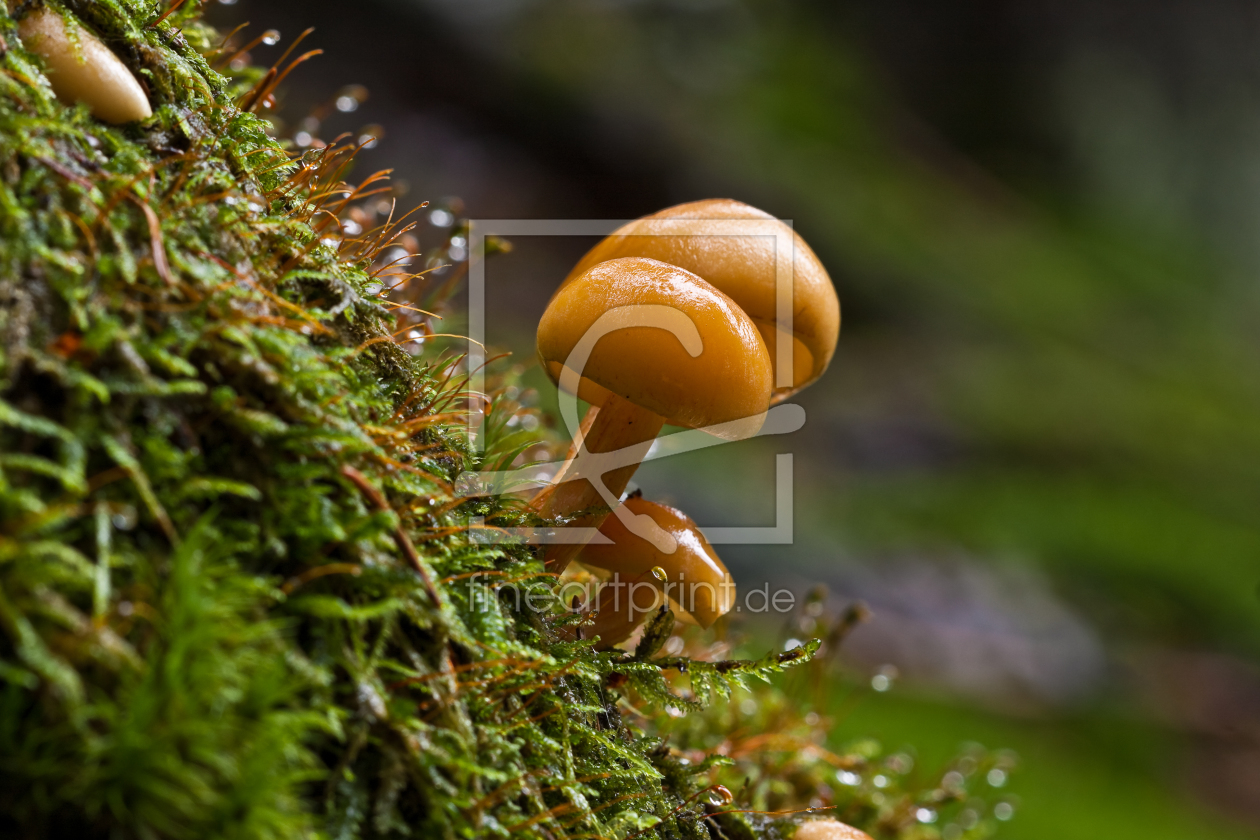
[{"xmin": 0, "ymin": 2, "xmax": 1012, "ymax": 838}]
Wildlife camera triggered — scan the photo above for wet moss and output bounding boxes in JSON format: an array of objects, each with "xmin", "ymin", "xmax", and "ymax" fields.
[{"xmin": 0, "ymin": 3, "xmax": 1007, "ymax": 838}]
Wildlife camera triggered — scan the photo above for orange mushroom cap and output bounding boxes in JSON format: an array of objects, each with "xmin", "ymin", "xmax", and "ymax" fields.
[
  {"xmin": 580, "ymin": 496, "xmax": 734, "ymax": 630},
  {"xmin": 560, "ymin": 199, "xmax": 840, "ymax": 400},
  {"xmin": 537, "ymin": 256, "xmax": 773, "ymax": 440}
]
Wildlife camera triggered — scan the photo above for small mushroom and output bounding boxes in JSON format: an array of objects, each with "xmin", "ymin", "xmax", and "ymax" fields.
[
  {"xmin": 561, "ymin": 198, "xmax": 840, "ymax": 400},
  {"xmin": 14, "ymin": 7, "xmax": 152, "ymax": 124},
  {"xmin": 792, "ymin": 819, "xmax": 873, "ymax": 840},
  {"xmin": 580, "ymin": 567, "xmax": 667, "ymax": 648},
  {"xmin": 535, "ymin": 256, "xmax": 773, "ymax": 571},
  {"xmin": 580, "ymin": 496, "xmax": 734, "ymax": 636}
]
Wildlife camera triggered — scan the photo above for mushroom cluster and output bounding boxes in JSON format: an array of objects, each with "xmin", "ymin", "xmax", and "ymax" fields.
[{"xmin": 533, "ymin": 199, "xmax": 840, "ymax": 646}]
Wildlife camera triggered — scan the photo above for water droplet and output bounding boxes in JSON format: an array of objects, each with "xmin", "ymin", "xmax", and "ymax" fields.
[
  {"xmin": 261, "ymin": 29, "xmax": 281, "ymax": 46},
  {"xmin": 915, "ymin": 808, "xmax": 937, "ymax": 824},
  {"xmin": 429, "ymin": 208, "xmax": 454, "ymax": 228},
  {"xmin": 335, "ymin": 85, "xmax": 367, "ymax": 113},
  {"xmin": 651, "ymin": 566, "xmax": 668, "ymax": 582},
  {"xmin": 835, "ymin": 770, "xmax": 861, "ymax": 786},
  {"xmin": 987, "ymin": 768, "xmax": 1007, "ymax": 787},
  {"xmin": 804, "ymin": 711, "xmax": 820, "ymax": 727},
  {"xmin": 341, "ymin": 219, "xmax": 362, "ymax": 236},
  {"xmin": 111, "ymin": 506, "xmax": 137, "ymax": 530},
  {"xmin": 887, "ymin": 752, "xmax": 913, "ymax": 774},
  {"xmin": 871, "ymin": 664, "xmax": 899, "ymax": 692},
  {"xmin": 785, "ymin": 637, "xmax": 802, "ymax": 651},
  {"xmin": 994, "ymin": 802, "xmax": 1015, "ymax": 821},
  {"xmin": 872, "ymin": 774, "xmax": 889, "ymax": 789},
  {"xmin": 708, "ymin": 785, "xmax": 733, "ymax": 805},
  {"xmin": 358, "ymin": 124, "xmax": 384, "ymax": 149}
]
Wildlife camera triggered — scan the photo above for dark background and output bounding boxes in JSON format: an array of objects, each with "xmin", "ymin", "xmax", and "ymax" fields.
[{"xmin": 206, "ymin": 1, "xmax": 1260, "ymax": 837}]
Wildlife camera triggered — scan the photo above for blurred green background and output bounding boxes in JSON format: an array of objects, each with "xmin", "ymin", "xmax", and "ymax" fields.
[{"xmin": 208, "ymin": 0, "xmax": 1260, "ymax": 836}]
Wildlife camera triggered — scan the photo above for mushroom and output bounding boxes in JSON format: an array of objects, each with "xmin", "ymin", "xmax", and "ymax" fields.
[
  {"xmin": 581, "ymin": 567, "xmax": 667, "ymax": 648},
  {"xmin": 792, "ymin": 819, "xmax": 873, "ymax": 840},
  {"xmin": 535, "ymin": 256, "xmax": 773, "ymax": 571},
  {"xmin": 578, "ymin": 496, "xmax": 734, "ymax": 646},
  {"xmin": 13, "ymin": 7, "xmax": 152, "ymax": 124},
  {"xmin": 562, "ymin": 198, "xmax": 840, "ymax": 401}
]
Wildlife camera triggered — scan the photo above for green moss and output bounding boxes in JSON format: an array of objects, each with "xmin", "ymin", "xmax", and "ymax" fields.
[{"xmin": 0, "ymin": 3, "xmax": 1007, "ymax": 838}]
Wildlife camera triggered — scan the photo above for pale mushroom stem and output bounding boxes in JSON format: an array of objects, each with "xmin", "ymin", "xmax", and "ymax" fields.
[
  {"xmin": 528, "ymin": 403, "xmax": 600, "ymax": 513},
  {"xmin": 538, "ymin": 392, "xmax": 665, "ymax": 572}
]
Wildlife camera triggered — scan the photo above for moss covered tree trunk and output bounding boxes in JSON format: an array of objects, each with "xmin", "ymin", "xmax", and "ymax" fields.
[{"xmin": 0, "ymin": 4, "xmax": 1009, "ymax": 839}]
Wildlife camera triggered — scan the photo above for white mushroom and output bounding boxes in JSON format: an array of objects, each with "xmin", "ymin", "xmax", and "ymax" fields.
[
  {"xmin": 15, "ymin": 8, "xmax": 152, "ymax": 124},
  {"xmin": 793, "ymin": 818, "xmax": 873, "ymax": 840}
]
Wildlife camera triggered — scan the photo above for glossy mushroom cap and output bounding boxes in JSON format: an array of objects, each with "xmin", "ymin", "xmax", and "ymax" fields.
[
  {"xmin": 561, "ymin": 199, "xmax": 840, "ymax": 400},
  {"xmin": 792, "ymin": 819, "xmax": 873, "ymax": 840},
  {"xmin": 537, "ymin": 256, "xmax": 773, "ymax": 440},
  {"xmin": 17, "ymin": 9, "xmax": 152, "ymax": 124},
  {"xmin": 580, "ymin": 497, "xmax": 735, "ymax": 629}
]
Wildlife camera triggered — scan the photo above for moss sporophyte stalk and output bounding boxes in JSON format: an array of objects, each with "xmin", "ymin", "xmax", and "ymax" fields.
[{"xmin": 0, "ymin": 2, "xmax": 1013, "ymax": 838}]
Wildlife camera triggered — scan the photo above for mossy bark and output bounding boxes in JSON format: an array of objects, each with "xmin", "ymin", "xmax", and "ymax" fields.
[
  {"xmin": 0, "ymin": 3, "xmax": 831, "ymax": 838},
  {"xmin": 0, "ymin": 4, "xmax": 1011, "ymax": 840}
]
